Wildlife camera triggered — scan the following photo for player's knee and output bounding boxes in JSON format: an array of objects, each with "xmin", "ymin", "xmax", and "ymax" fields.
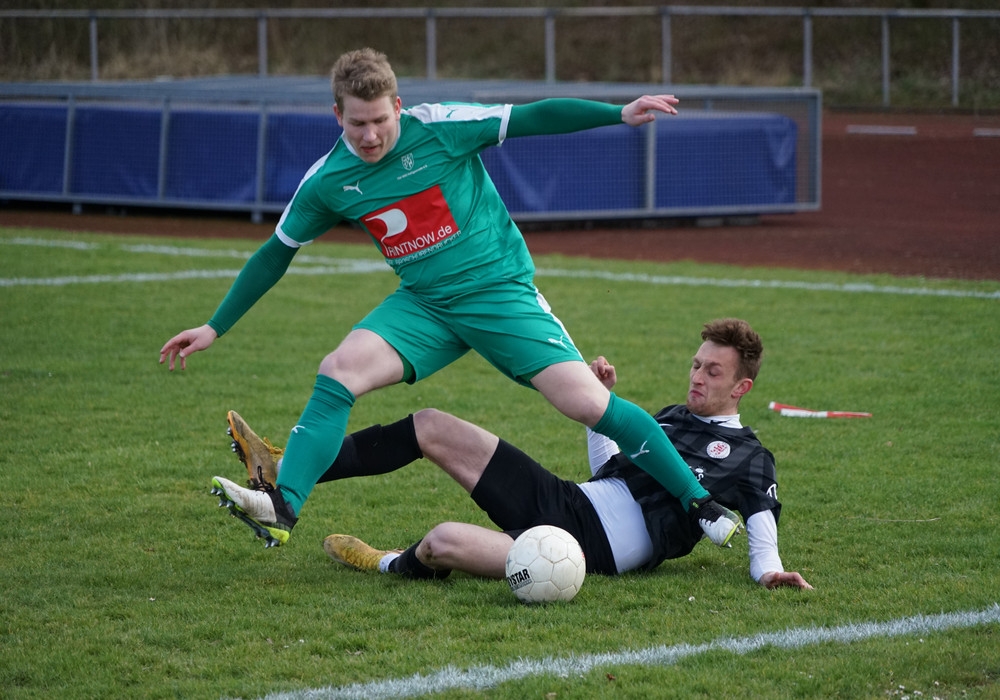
[
  {"xmin": 412, "ymin": 407, "xmax": 458, "ymax": 451},
  {"xmin": 317, "ymin": 349, "xmax": 384, "ymax": 395},
  {"xmin": 318, "ymin": 349, "xmax": 352, "ymax": 378},
  {"xmin": 558, "ymin": 394, "xmax": 609, "ymax": 426},
  {"xmin": 421, "ymin": 523, "xmax": 461, "ymax": 563},
  {"xmin": 413, "ymin": 407, "xmax": 449, "ymax": 433},
  {"xmin": 317, "ymin": 351, "xmax": 340, "ymax": 378},
  {"xmin": 535, "ymin": 367, "xmax": 610, "ymax": 426}
]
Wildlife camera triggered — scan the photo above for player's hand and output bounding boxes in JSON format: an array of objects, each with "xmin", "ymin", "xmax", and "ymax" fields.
[
  {"xmin": 159, "ymin": 324, "xmax": 218, "ymax": 371},
  {"xmin": 760, "ymin": 571, "xmax": 814, "ymax": 590},
  {"xmin": 621, "ymin": 94, "xmax": 679, "ymax": 126},
  {"xmin": 589, "ymin": 356, "xmax": 618, "ymax": 390}
]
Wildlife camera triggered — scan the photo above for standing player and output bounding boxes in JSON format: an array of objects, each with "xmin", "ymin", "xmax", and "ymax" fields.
[{"xmin": 160, "ymin": 48, "xmax": 741, "ymax": 550}]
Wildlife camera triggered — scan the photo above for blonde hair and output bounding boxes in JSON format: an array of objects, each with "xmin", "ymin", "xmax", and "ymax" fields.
[{"xmin": 330, "ymin": 48, "xmax": 398, "ymax": 112}]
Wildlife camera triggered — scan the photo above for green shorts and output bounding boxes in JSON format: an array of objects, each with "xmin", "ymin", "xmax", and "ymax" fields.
[{"xmin": 354, "ymin": 280, "xmax": 583, "ymax": 386}]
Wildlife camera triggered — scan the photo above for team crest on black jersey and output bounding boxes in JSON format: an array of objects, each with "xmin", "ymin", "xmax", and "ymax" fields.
[
  {"xmin": 401, "ymin": 152, "xmax": 415, "ymax": 170},
  {"xmin": 706, "ymin": 440, "xmax": 731, "ymax": 459}
]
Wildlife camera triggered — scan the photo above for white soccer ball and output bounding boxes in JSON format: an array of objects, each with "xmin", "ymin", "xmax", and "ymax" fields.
[{"xmin": 505, "ymin": 525, "xmax": 586, "ymax": 603}]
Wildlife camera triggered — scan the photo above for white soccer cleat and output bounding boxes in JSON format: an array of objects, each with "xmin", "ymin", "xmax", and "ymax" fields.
[
  {"xmin": 690, "ymin": 496, "xmax": 744, "ymax": 548},
  {"xmin": 210, "ymin": 476, "xmax": 296, "ymax": 548}
]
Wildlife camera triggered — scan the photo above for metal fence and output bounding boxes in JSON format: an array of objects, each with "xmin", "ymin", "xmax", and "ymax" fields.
[{"xmin": 2, "ymin": 5, "xmax": 998, "ymax": 108}]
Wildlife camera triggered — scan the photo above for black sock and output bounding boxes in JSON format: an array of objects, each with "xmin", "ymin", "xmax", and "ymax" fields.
[
  {"xmin": 316, "ymin": 414, "xmax": 422, "ymax": 483},
  {"xmin": 387, "ymin": 541, "xmax": 451, "ymax": 580}
]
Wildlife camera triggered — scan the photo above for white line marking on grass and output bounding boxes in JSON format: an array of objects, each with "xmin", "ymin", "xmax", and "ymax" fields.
[
  {"xmin": 2, "ymin": 236, "xmax": 382, "ymax": 267},
  {"xmin": 0, "ymin": 269, "xmax": 245, "ymax": 287},
  {"xmin": 255, "ymin": 605, "xmax": 1000, "ymax": 700},
  {"xmin": 846, "ymin": 124, "xmax": 917, "ymax": 136},
  {"xmin": 1, "ymin": 236, "xmax": 99, "ymax": 250},
  {"xmin": 120, "ymin": 243, "xmax": 253, "ymax": 259},
  {"xmin": 0, "ymin": 262, "xmax": 390, "ymax": 287},
  {"xmin": 118, "ymin": 244, "xmax": 385, "ymax": 268},
  {"xmin": 2, "ymin": 237, "xmax": 997, "ymax": 299},
  {"xmin": 3, "ymin": 266, "xmax": 998, "ymax": 300},
  {"xmin": 535, "ymin": 268, "xmax": 1000, "ymax": 300},
  {"xmin": 287, "ymin": 262, "xmax": 390, "ymax": 275}
]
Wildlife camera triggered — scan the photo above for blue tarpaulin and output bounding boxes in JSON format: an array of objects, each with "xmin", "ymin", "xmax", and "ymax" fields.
[{"xmin": 0, "ymin": 102, "xmax": 796, "ymax": 215}]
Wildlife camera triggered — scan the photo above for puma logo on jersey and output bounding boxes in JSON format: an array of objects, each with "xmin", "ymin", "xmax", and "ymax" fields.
[{"xmin": 343, "ymin": 182, "xmax": 363, "ymax": 195}]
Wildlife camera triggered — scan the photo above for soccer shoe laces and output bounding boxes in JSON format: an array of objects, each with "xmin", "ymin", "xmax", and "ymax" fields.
[{"xmin": 251, "ymin": 466, "xmax": 274, "ymax": 492}]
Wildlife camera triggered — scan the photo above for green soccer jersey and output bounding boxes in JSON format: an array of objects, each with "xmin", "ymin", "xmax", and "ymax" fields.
[
  {"xmin": 275, "ymin": 102, "xmax": 534, "ymax": 301},
  {"xmin": 206, "ymin": 98, "xmax": 624, "ymax": 336}
]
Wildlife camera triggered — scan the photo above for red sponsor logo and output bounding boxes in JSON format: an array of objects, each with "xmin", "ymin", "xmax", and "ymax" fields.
[{"xmin": 362, "ymin": 185, "xmax": 459, "ymax": 260}]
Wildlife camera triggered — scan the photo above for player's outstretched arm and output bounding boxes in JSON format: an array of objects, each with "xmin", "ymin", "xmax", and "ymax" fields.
[
  {"xmin": 620, "ymin": 94, "xmax": 680, "ymax": 126},
  {"xmin": 159, "ymin": 324, "xmax": 218, "ymax": 371},
  {"xmin": 759, "ymin": 570, "xmax": 814, "ymax": 590}
]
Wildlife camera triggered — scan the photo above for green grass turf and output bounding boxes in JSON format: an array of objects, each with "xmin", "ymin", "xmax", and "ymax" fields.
[{"xmin": 1, "ymin": 228, "xmax": 998, "ymax": 699}]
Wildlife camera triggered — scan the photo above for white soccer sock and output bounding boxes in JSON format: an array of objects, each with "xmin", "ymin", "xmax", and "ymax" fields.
[{"xmin": 378, "ymin": 552, "xmax": 400, "ymax": 573}]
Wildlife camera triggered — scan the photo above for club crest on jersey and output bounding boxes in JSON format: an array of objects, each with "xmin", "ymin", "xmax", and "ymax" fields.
[
  {"xmin": 706, "ymin": 440, "xmax": 731, "ymax": 459},
  {"xmin": 401, "ymin": 152, "xmax": 415, "ymax": 170}
]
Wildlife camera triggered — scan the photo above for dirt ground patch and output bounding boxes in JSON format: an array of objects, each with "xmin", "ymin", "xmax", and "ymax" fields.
[{"xmin": 3, "ymin": 111, "xmax": 998, "ymax": 281}]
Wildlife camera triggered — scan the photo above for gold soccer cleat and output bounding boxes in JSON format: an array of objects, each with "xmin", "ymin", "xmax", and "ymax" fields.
[
  {"xmin": 227, "ymin": 410, "xmax": 283, "ymax": 490},
  {"xmin": 323, "ymin": 534, "xmax": 398, "ymax": 572}
]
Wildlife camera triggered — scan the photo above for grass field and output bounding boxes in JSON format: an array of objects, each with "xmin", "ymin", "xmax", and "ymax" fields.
[{"xmin": 2, "ymin": 227, "xmax": 999, "ymax": 700}]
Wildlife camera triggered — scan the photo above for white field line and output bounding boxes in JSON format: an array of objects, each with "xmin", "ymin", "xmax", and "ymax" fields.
[
  {"xmin": 1, "ymin": 237, "xmax": 998, "ymax": 300},
  {"xmin": 533, "ymin": 268, "xmax": 1000, "ymax": 300},
  {"xmin": 252, "ymin": 605, "xmax": 1000, "ymax": 700},
  {"xmin": 845, "ymin": 124, "xmax": 917, "ymax": 136},
  {"xmin": 2, "ymin": 236, "xmax": 99, "ymax": 250},
  {"xmin": 1, "ymin": 236, "xmax": 376, "ymax": 266},
  {"xmin": 0, "ymin": 263, "xmax": 389, "ymax": 287}
]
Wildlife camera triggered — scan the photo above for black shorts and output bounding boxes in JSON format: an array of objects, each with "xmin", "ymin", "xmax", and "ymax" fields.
[{"xmin": 469, "ymin": 439, "xmax": 617, "ymax": 575}]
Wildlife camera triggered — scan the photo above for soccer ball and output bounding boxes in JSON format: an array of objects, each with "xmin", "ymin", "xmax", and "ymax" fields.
[{"xmin": 505, "ymin": 525, "xmax": 586, "ymax": 603}]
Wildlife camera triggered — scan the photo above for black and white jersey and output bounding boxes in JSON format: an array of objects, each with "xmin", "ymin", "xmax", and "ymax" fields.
[{"xmin": 590, "ymin": 404, "xmax": 780, "ymax": 570}]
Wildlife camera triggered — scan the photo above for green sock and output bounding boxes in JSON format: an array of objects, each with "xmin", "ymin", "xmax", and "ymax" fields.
[
  {"xmin": 276, "ymin": 375, "xmax": 355, "ymax": 515},
  {"xmin": 592, "ymin": 393, "xmax": 708, "ymax": 511}
]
